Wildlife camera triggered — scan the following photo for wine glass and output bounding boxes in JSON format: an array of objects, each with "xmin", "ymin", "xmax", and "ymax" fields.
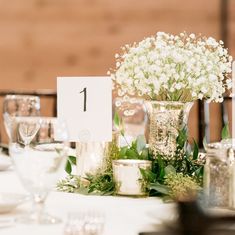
[
  {"xmin": 113, "ymin": 97, "xmax": 147, "ymax": 146},
  {"xmin": 3, "ymin": 95, "xmax": 40, "ymax": 140},
  {"xmin": 9, "ymin": 117, "xmax": 69, "ymax": 224}
]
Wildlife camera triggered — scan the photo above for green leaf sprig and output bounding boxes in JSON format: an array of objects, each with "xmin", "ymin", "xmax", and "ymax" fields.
[
  {"xmin": 59, "ymin": 123, "xmax": 204, "ymax": 201},
  {"xmin": 114, "ymin": 112, "xmax": 124, "ymax": 136},
  {"xmin": 118, "ymin": 135, "xmax": 150, "ymax": 160},
  {"xmin": 221, "ymin": 123, "xmax": 230, "ymax": 140},
  {"xmin": 140, "ymin": 128, "xmax": 203, "ymax": 197},
  {"xmin": 65, "ymin": 156, "xmax": 77, "ymax": 174}
]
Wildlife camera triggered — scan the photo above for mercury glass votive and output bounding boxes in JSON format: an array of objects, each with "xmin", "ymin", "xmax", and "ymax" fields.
[
  {"xmin": 112, "ymin": 159, "xmax": 152, "ymax": 196},
  {"xmin": 204, "ymin": 139, "xmax": 235, "ymax": 208},
  {"xmin": 76, "ymin": 142, "xmax": 107, "ymax": 177},
  {"xmin": 76, "ymin": 131, "xmax": 119, "ymax": 177}
]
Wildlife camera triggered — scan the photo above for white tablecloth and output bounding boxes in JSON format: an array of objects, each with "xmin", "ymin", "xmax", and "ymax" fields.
[{"xmin": 0, "ymin": 168, "xmax": 176, "ymax": 235}]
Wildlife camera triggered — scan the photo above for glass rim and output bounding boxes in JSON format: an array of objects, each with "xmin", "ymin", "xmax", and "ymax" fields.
[
  {"xmin": 4, "ymin": 94, "xmax": 40, "ymax": 100},
  {"xmin": 112, "ymin": 159, "xmax": 152, "ymax": 166},
  {"xmin": 143, "ymin": 100, "xmax": 194, "ymax": 105},
  {"xmin": 10, "ymin": 117, "xmax": 69, "ymax": 142},
  {"xmin": 13, "ymin": 116, "xmax": 62, "ymax": 122}
]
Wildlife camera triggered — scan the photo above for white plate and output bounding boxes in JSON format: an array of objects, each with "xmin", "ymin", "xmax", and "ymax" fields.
[
  {"xmin": 0, "ymin": 193, "xmax": 28, "ymax": 214},
  {"xmin": 0, "ymin": 155, "xmax": 11, "ymax": 171}
]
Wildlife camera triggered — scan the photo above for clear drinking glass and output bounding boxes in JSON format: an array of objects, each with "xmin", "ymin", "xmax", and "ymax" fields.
[
  {"xmin": 113, "ymin": 97, "xmax": 147, "ymax": 146},
  {"xmin": 3, "ymin": 95, "xmax": 40, "ymax": 140},
  {"xmin": 9, "ymin": 117, "xmax": 69, "ymax": 224}
]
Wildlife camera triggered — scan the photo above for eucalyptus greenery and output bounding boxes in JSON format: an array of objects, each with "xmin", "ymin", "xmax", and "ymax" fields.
[
  {"xmin": 58, "ymin": 131, "xmax": 119, "ymax": 195},
  {"xmin": 58, "ymin": 113, "xmax": 231, "ymax": 201},
  {"xmin": 59, "ymin": 126, "xmax": 204, "ymax": 200},
  {"xmin": 138, "ymin": 127, "xmax": 204, "ymax": 199}
]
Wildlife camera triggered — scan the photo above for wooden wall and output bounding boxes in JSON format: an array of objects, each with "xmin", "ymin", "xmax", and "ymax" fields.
[{"xmin": 0, "ymin": 0, "xmax": 234, "ymax": 143}]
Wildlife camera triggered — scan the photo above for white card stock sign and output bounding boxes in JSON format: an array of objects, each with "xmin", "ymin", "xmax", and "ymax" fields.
[{"xmin": 57, "ymin": 77, "xmax": 112, "ymax": 142}]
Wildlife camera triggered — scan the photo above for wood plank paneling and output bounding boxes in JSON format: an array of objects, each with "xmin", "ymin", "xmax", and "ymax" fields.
[{"xmin": 0, "ymin": 0, "xmax": 233, "ymax": 144}]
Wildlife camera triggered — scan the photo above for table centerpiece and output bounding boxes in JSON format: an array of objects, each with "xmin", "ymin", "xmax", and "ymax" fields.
[
  {"xmin": 110, "ymin": 31, "xmax": 232, "ymax": 160},
  {"xmin": 58, "ymin": 32, "xmax": 233, "ymax": 200}
]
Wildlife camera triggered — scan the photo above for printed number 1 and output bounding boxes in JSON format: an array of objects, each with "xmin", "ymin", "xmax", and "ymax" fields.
[{"xmin": 80, "ymin": 87, "xmax": 87, "ymax": 112}]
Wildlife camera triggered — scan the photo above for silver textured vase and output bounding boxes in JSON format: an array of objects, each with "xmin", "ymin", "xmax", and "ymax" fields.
[
  {"xmin": 144, "ymin": 101, "xmax": 193, "ymax": 160},
  {"xmin": 76, "ymin": 131, "xmax": 119, "ymax": 177}
]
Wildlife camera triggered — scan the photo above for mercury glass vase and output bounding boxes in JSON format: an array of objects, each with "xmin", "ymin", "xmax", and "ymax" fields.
[
  {"xmin": 76, "ymin": 131, "xmax": 119, "ymax": 177},
  {"xmin": 144, "ymin": 101, "xmax": 193, "ymax": 160}
]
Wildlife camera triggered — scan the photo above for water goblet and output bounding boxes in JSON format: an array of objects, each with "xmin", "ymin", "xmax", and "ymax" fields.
[
  {"xmin": 3, "ymin": 95, "xmax": 40, "ymax": 141},
  {"xmin": 9, "ymin": 117, "xmax": 69, "ymax": 224}
]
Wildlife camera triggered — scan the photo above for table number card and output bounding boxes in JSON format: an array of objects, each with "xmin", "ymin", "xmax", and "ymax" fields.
[{"xmin": 57, "ymin": 77, "xmax": 112, "ymax": 142}]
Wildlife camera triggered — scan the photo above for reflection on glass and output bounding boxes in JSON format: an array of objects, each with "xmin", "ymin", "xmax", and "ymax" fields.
[
  {"xmin": 114, "ymin": 97, "xmax": 147, "ymax": 146},
  {"xmin": 3, "ymin": 95, "xmax": 40, "ymax": 140},
  {"xmin": 9, "ymin": 117, "xmax": 68, "ymax": 224}
]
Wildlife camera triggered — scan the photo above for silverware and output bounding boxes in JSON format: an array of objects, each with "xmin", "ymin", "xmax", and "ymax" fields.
[{"xmin": 64, "ymin": 211, "xmax": 105, "ymax": 235}]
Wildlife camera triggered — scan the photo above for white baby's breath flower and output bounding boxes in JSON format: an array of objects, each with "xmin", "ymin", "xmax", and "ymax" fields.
[
  {"xmin": 111, "ymin": 32, "xmax": 232, "ymax": 102},
  {"xmin": 198, "ymin": 93, "xmax": 203, "ymax": 100},
  {"xmin": 118, "ymin": 89, "xmax": 125, "ymax": 97},
  {"xmin": 201, "ymin": 87, "xmax": 207, "ymax": 93},
  {"xmin": 175, "ymin": 83, "xmax": 182, "ymax": 90},
  {"xmin": 189, "ymin": 33, "xmax": 195, "ymax": 39},
  {"xmin": 115, "ymin": 100, "xmax": 122, "ymax": 107}
]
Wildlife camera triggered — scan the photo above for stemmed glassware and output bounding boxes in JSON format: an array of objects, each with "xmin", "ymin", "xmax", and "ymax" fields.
[
  {"xmin": 3, "ymin": 95, "xmax": 40, "ymax": 141},
  {"xmin": 114, "ymin": 97, "xmax": 147, "ymax": 146},
  {"xmin": 9, "ymin": 117, "xmax": 69, "ymax": 224}
]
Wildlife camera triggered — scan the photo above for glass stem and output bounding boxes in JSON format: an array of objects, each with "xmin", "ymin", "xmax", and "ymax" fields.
[{"xmin": 30, "ymin": 195, "xmax": 47, "ymax": 222}]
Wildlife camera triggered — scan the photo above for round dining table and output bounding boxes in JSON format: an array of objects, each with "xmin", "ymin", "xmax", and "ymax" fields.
[{"xmin": 0, "ymin": 166, "xmax": 176, "ymax": 235}]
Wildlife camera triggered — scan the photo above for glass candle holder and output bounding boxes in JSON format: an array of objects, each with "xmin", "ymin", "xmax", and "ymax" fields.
[
  {"xmin": 76, "ymin": 131, "xmax": 119, "ymax": 177},
  {"xmin": 112, "ymin": 159, "xmax": 152, "ymax": 196},
  {"xmin": 204, "ymin": 140, "xmax": 235, "ymax": 208}
]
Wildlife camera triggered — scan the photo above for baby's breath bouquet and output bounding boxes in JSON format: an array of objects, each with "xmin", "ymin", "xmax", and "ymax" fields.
[{"xmin": 111, "ymin": 32, "xmax": 232, "ymax": 103}]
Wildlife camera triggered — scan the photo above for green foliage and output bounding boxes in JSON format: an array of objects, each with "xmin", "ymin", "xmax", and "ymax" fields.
[
  {"xmin": 164, "ymin": 172, "xmax": 201, "ymax": 200},
  {"xmin": 60, "ymin": 127, "xmax": 203, "ymax": 200},
  {"xmin": 65, "ymin": 156, "xmax": 77, "ymax": 174},
  {"xmin": 176, "ymin": 127, "xmax": 187, "ymax": 149},
  {"xmin": 65, "ymin": 161, "xmax": 72, "ymax": 174},
  {"xmin": 139, "ymin": 127, "xmax": 204, "ymax": 197},
  {"xmin": 139, "ymin": 168, "xmax": 156, "ymax": 183},
  {"xmin": 136, "ymin": 135, "xmax": 146, "ymax": 153},
  {"xmin": 149, "ymin": 183, "xmax": 170, "ymax": 195},
  {"xmin": 203, "ymin": 136, "xmax": 207, "ymax": 150},
  {"xmin": 61, "ymin": 135, "xmax": 118, "ymax": 195},
  {"xmin": 221, "ymin": 123, "xmax": 230, "ymax": 140},
  {"xmin": 57, "ymin": 175, "xmax": 81, "ymax": 193},
  {"xmin": 118, "ymin": 135, "xmax": 150, "ymax": 160},
  {"xmin": 59, "ymin": 169, "xmax": 115, "ymax": 196},
  {"xmin": 192, "ymin": 140, "xmax": 199, "ymax": 160},
  {"xmin": 164, "ymin": 165, "xmax": 176, "ymax": 175},
  {"xmin": 114, "ymin": 112, "xmax": 120, "ymax": 129},
  {"xmin": 85, "ymin": 172, "xmax": 115, "ymax": 195},
  {"xmin": 114, "ymin": 112, "xmax": 124, "ymax": 136}
]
